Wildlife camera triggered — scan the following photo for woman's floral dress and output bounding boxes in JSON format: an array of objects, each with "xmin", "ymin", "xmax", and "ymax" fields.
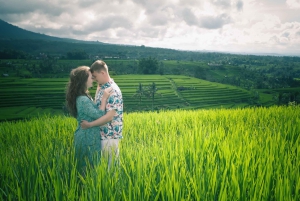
[{"xmin": 74, "ymin": 95, "xmax": 104, "ymax": 169}]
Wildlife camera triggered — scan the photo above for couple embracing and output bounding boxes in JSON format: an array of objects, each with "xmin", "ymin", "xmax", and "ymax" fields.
[{"xmin": 65, "ymin": 60, "xmax": 123, "ymax": 173}]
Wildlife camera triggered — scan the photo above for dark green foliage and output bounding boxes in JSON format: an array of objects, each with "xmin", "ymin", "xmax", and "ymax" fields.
[
  {"xmin": 138, "ymin": 57, "xmax": 159, "ymax": 74},
  {"xmin": 66, "ymin": 50, "xmax": 88, "ymax": 60},
  {"xmin": 0, "ymin": 49, "xmax": 28, "ymax": 59}
]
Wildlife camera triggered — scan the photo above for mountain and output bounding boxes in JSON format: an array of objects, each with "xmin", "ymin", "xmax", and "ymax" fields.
[
  {"xmin": 0, "ymin": 19, "xmax": 269, "ymax": 60},
  {"xmin": 0, "ymin": 19, "xmax": 184, "ymax": 59},
  {"xmin": 0, "ymin": 19, "xmax": 101, "ymax": 44}
]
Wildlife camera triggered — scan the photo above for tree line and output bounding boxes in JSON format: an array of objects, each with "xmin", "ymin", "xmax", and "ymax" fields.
[{"xmin": 2, "ymin": 44, "xmax": 300, "ymax": 106}]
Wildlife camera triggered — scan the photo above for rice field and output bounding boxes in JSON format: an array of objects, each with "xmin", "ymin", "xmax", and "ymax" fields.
[
  {"xmin": 0, "ymin": 106, "xmax": 299, "ymax": 200},
  {"xmin": 0, "ymin": 75, "xmax": 259, "ymax": 121}
]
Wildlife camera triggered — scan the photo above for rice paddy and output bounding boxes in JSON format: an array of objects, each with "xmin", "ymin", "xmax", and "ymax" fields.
[
  {"xmin": 0, "ymin": 106, "xmax": 299, "ymax": 200},
  {"xmin": 0, "ymin": 75, "xmax": 259, "ymax": 121}
]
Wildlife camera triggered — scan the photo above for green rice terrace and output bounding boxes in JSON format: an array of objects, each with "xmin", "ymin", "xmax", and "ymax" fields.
[
  {"xmin": 0, "ymin": 75, "xmax": 272, "ymax": 121},
  {"xmin": 0, "ymin": 106, "xmax": 299, "ymax": 200}
]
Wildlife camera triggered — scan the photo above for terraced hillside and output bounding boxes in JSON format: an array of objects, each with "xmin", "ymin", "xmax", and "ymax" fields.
[
  {"xmin": 115, "ymin": 75, "xmax": 253, "ymax": 111},
  {"xmin": 165, "ymin": 75, "xmax": 252, "ymax": 109},
  {"xmin": 0, "ymin": 75, "xmax": 256, "ymax": 121},
  {"xmin": 113, "ymin": 75, "xmax": 184, "ymax": 111},
  {"xmin": 0, "ymin": 78, "xmax": 67, "ymax": 121}
]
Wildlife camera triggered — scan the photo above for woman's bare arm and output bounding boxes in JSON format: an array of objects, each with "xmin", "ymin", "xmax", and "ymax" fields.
[{"xmin": 98, "ymin": 87, "xmax": 113, "ymax": 110}]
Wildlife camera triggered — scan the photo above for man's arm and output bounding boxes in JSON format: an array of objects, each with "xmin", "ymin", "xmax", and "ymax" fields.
[{"xmin": 80, "ymin": 109, "xmax": 116, "ymax": 129}]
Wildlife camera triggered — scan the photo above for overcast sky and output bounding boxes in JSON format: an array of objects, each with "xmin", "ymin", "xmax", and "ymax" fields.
[{"xmin": 1, "ymin": 0, "xmax": 300, "ymax": 55}]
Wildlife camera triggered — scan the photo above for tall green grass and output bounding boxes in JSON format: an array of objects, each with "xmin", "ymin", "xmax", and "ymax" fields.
[{"xmin": 0, "ymin": 106, "xmax": 299, "ymax": 200}]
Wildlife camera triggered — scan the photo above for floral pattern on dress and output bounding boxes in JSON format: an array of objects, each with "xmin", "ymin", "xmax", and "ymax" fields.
[
  {"xmin": 74, "ymin": 95, "xmax": 105, "ymax": 168},
  {"xmin": 96, "ymin": 79, "xmax": 123, "ymax": 140}
]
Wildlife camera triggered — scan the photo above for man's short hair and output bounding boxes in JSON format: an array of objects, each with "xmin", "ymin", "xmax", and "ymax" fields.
[{"xmin": 90, "ymin": 60, "xmax": 108, "ymax": 73}]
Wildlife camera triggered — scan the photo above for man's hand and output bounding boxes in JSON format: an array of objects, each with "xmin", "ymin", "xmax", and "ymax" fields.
[{"xmin": 80, "ymin": 120, "xmax": 91, "ymax": 129}]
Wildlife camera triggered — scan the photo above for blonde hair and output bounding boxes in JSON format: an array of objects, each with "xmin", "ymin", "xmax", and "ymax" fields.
[{"xmin": 90, "ymin": 60, "xmax": 108, "ymax": 73}]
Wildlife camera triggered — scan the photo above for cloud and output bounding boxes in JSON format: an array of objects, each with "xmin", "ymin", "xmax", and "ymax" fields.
[
  {"xmin": 132, "ymin": 0, "xmax": 170, "ymax": 13},
  {"xmin": 146, "ymin": 8, "xmax": 173, "ymax": 26},
  {"xmin": 227, "ymin": 14, "xmax": 300, "ymax": 53},
  {"xmin": 0, "ymin": 0, "xmax": 300, "ymax": 54},
  {"xmin": 0, "ymin": 0, "xmax": 71, "ymax": 16},
  {"xmin": 90, "ymin": 15, "xmax": 132, "ymax": 31},
  {"xmin": 181, "ymin": 8, "xmax": 199, "ymax": 26},
  {"xmin": 200, "ymin": 13, "xmax": 231, "ymax": 29},
  {"xmin": 286, "ymin": 0, "xmax": 300, "ymax": 9},
  {"xmin": 210, "ymin": 0, "xmax": 231, "ymax": 8},
  {"xmin": 180, "ymin": 7, "xmax": 231, "ymax": 29},
  {"xmin": 0, "ymin": 1, "xmax": 34, "ymax": 15},
  {"xmin": 236, "ymin": 0, "xmax": 244, "ymax": 11}
]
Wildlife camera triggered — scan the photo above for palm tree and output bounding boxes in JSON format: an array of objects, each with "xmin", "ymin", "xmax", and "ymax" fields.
[
  {"xmin": 132, "ymin": 83, "xmax": 145, "ymax": 111},
  {"xmin": 145, "ymin": 82, "xmax": 161, "ymax": 111}
]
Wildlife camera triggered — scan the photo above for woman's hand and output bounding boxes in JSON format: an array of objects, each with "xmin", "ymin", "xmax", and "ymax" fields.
[
  {"xmin": 103, "ymin": 87, "xmax": 113, "ymax": 100},
  {"xmin": 94, "ymin": 84, "xmax": 101, "ymax": 101},
  {"xmin": 80, "ymin": 120, "xmax": 91, "ymax": 129}
]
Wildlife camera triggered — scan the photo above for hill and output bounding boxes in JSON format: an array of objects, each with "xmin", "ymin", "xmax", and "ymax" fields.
[
  {"xmin": 0, "ymin": 19, "xmax": 230, "ymax": 60},
  {"xmin": 0, "ymin": 19, "xmax": 101, "ymax": 44},
  {"xmin": 2, "ymin": 19, "xmax": 300, "ymax": 63}
]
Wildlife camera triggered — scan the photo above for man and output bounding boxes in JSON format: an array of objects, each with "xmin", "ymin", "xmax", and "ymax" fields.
[{"xmin": 81, "ymin": 60, "xmax": 123, "ymax": 168}]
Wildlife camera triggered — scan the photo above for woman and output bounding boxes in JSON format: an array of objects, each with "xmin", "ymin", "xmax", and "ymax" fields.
[{"xmin": 65, "ymin": 66, "xmax": 111, "ymax": 173}]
